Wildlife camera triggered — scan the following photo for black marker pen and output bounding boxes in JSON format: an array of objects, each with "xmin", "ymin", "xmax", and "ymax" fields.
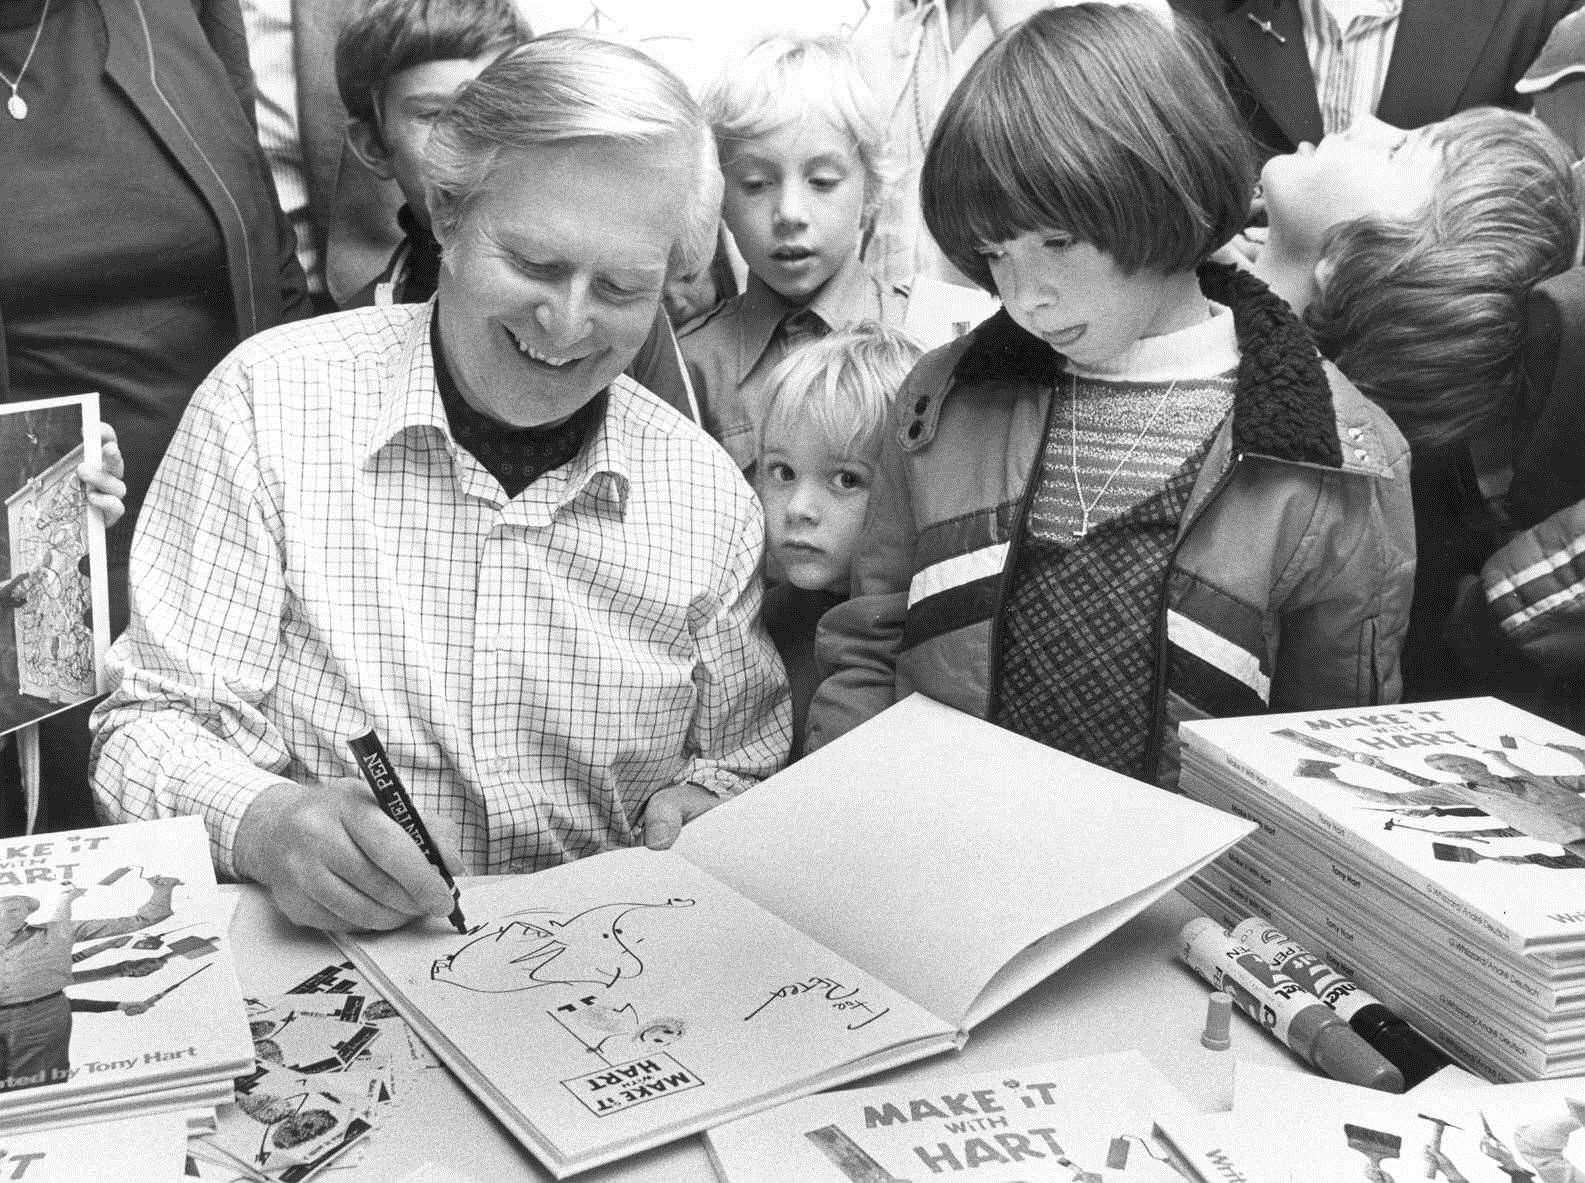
[{"xmin": 347, "ymin": 729, "xmax": 468, "ymax": 934}]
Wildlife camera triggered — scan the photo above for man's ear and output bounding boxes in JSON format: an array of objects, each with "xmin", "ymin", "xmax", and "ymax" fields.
[{"xmin": 346, "ymin": 118, "xmax": 395, "ymax": 181}]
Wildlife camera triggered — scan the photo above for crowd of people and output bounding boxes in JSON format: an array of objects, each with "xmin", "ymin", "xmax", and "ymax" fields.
[{"xmin": 3, "ymin": 0, "xmax": 1584, "ymax": 931}]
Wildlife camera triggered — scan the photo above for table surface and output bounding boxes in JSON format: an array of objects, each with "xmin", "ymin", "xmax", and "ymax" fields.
[{"xmin": 227, "ymin": 885, "xmax": 1302, "ymax": 1182}]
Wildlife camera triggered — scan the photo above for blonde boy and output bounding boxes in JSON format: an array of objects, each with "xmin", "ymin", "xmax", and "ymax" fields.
[
  {"xmin": 755, "ymin": 322, "xmax": 922, "ymax": 757},
  {"xmin": 682, "ymin": 34, "xmax": 900, "ymax": 472}
]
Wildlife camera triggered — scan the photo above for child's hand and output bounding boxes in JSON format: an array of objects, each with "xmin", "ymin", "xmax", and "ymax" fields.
[{"xmin": 77, "ymin": 422, "xmax": 127, "ymax": 528}]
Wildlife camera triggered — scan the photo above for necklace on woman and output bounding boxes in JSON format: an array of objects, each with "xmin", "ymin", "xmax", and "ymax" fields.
[
  {"xmin": 1067, "ymin": 373, "xmax": 1178, "ymax": 539},
  {"xmin": 0, "ymin": 0, "xmax": 51, "ymax": 121}
]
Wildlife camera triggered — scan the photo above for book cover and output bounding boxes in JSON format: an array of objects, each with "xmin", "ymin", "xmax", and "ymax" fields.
[
  {"xmin": 0, "ymin": 393, "xmax": 110, "ymax": 738},
  {"xmin": 705, "ymin": 1050, "xmax": 1196, "ymax": 1182},
  {"xmin": 0, "ymin": 1112, "xmax": 188, "ymax": 1181},
  {"xmin": 0, "ymin": 816, "xmax": 254, "ymax": 1124},
  {"xmin": 1158, "ymin": 1063, "xmax": 1585, "ymax": 1183},
  {"xmin": 334, "ymin": 694, "xmax": 1254, "ymax": 1176},
  {"xmin": 1181, "ymin": 699, "xmax": 1585, "ymax": 954}
]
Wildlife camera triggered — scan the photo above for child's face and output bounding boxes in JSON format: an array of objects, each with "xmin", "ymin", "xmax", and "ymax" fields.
[
  {"xmin": 1262, "ymin": 115, "xmax": 1442, "ymax": 257},
  {"xmin": 720, "ymin": 118, "xmax": 866, "ymax": 306},
  {"xmin": 757, "ymin": 427, "xmax": 873, "ymax": 593},
  {"xmin": 363, "ymin": 53, "xmax": 504, "ymax": 218},
  {"xmin": 980, "ymin": 232, "xmax": 1202, "ymax": 368}
]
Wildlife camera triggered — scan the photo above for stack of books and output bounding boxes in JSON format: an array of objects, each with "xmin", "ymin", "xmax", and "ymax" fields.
[
  {"xmin": 0, "ymin": 815, "xmax": 254, "ymax": 1132},
  {"xmin": 1176, "ymin": 698, "xmax": 1585, "ymax": 1083}
]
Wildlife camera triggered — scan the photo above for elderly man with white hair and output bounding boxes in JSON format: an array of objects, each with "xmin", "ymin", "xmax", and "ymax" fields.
[{"xmin": 90, "ymin": 33, "xmax": 791, "ymax": 933}]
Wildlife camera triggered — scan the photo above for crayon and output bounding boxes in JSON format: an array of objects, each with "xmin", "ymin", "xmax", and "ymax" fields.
[
  {"xmin": 1231, "ymin": 917, "xmax": 1449, "ymax": 1087},
  {"xmin": 347, "ymin": 730, "xmax": 468, "ymax": 934},
  {"xmin": 1179, "ymin": 916, "xmax": 1404, "ymax": 1092}
]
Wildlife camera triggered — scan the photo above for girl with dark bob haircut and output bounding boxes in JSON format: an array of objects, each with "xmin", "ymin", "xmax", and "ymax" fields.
[
  {"xmin": 806, "ymin": 3, "xmax": 1416, "ymax": 785},
  {"xmin": 921, "ymin": 2, "xmax": 1253, "ymax": 286}
]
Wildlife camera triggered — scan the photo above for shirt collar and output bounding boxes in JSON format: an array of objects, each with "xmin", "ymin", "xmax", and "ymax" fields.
[
  {"xmin": 364, "ymin": 300, "xmax": 452, "ymax": 463},
  {"xmin": 733, "ymin": 255, "xmax": 880, "ymax": 385}
]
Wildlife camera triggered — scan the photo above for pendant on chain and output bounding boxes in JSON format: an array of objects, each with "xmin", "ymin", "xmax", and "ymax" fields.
[{"xmin": 6, "ymin": 93, "xmax": 25, "ymax": 120}]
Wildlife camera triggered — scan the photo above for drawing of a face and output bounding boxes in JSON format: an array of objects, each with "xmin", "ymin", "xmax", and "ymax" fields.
[{"xmin": 636, "ymin": 1019, "xmax": 684, "ymax": 1047}]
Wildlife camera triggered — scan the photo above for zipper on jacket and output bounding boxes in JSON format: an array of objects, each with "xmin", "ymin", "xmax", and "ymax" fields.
[{"xmin": 1144, "ymin": 447, "xmax": 1245, "ymax": 781}]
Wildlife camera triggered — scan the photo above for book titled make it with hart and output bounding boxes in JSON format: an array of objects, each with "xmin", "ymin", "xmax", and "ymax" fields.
[{"xmin": 335, "ymin": 694, "xmax": 1254, "ymax": 1177}]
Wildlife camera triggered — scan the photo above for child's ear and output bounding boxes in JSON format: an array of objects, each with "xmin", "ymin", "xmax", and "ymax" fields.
[
  {"xmin": 1312, "ymin": 254, "xmax": 1336, "ymax": 296},
  {"xmin": 346, "ymin": 118, "xmax": 396, "ymax": 182}
]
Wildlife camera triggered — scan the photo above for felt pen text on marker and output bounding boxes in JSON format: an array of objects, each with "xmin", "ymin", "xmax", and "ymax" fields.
[
  {"xmin": 347, "ymin": 729, "xmax": 468, "ymax": 934},
  {"xmin": 1179, "ymin": 916, "xmax": 1404, "ymax": 1093}
]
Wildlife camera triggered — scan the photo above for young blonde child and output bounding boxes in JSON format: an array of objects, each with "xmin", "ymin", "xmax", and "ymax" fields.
[
  {"xmin": 807, "ymin": 4, "xmax": 1416, "ymax": 785},
  {"xmin": 755, "ymin": 322, "xmax": 921, "ymax": 757},
  {"xmin": 682, "ymin": 33, "xmax": 901, "ymax": 472}
]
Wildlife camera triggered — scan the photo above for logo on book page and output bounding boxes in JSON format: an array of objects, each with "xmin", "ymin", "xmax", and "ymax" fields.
[{"xmin": 563, "ymin": 1054, "xmax": 704, "ymax": 1117}]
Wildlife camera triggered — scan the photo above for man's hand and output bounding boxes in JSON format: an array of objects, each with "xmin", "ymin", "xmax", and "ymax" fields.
[
  {"xmin": 641, "ymin": 783, "xmax": 724, "ymax": 850},
  {"xmin": 234, "ymin": 779, "xmax": 461, "ymax": 931}
]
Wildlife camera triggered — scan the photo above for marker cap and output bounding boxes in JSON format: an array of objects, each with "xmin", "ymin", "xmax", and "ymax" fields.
[
  {"xmin": 1307, "ymin": 1015, "xmax": 1405, "ymax": 1093},
  {"xmin": 1201, "ymin": 991, "xmax": 1232, "ymax": 1051}
]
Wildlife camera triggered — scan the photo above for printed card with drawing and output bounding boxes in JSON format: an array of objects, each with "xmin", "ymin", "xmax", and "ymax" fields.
[
  {"xmin": 0, "ymin": 393, "xmax": 110, "ymax": 739},
  {"xmin": 1157, "ymin": 1063, "xmax": 1585, "ymax": 1183},
  {"xmin": 335, "ymin": 695, "xmax": 1253, "ymax": 1176}
]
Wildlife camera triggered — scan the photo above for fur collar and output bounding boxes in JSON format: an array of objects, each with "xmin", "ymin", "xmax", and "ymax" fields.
[{"xmin": 951, "ymin": 262, "xmax": 1343, "ymax": 468}]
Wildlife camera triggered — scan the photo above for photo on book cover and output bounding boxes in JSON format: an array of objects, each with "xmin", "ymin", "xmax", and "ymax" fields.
[
  {"xmin": 0, "ymin": 816, "xmax": 249, "ymax": 1106},
  {"xmin": 0, "ymin": 393, "xmax": 109, "ymax": 738},
  {"xmin": 1183, "ymin": 699, "xmax": 1585, "ymax": 950}
]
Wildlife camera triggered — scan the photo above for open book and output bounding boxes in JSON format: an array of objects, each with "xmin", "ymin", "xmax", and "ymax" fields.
[{"xmin": 334, "ymin": 694, "xmax": 1253, "ymax": 1177}]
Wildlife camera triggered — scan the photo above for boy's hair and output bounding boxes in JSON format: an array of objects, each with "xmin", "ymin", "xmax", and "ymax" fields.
[
  {"xmin": 921, "ymin": 3, "xmax": 1254, "ymax": 290},
  {"xmin": 757, "ymin": 321, "xmax": 923, "ymax": 462},
  {"xmin": 1306, "ymin": 108, "xmax": 1582, "ymax": 452},
  {"xmin": 701, "ymin": 34, "xmax": 888, "ymax": 223},
  {"xmin": 335, "ymin": 0, "xmax": 528, "ymax": 129},
  {"xmin": 425, "ymin": 32, "xmax": 724, "ymax": 279}
]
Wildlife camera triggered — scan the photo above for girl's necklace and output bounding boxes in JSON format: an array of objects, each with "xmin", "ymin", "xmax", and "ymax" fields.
[
  {"xmin": 1067, "ymin": 373, "xmax": 1177, "ymax": 539},
  {"xmin": 0, "ymin": 0, "xmax": 50, "ymax": 121}
]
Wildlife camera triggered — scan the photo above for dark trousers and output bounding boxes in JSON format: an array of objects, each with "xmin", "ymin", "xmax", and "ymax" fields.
[{"xmin": 0, "ymin": 991, "xmax": 71, "ymax": 1091}]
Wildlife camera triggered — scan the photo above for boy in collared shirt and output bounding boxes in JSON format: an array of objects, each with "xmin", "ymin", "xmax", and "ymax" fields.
[{"xmin": 682, "ymin": 34, "xmax": 901, "ymax": 473}]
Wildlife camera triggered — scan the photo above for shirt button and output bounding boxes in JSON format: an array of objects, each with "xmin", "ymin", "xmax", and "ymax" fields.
[
  {"xmin": 907, "ymin": 421, "xmax": 922, "ymax": 440},
  {"xmin": 1354, "ymin": 448, "xmax": 1369, "ymax": 461},
  {"xmin": 1348, "ymin": 427, "xmax": 1363, "ymax": 441},
  {"xmin": 913, "ymin": 397, "xmax": 929, "ymax": 415}
]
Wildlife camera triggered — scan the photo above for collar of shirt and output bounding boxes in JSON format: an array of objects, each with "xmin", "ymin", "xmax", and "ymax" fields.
[
  {"xmin": 360, "ymin": 300, "xmax": 633, "ymax": 517},
  {"xmin": 1304, "ymin": 0, "xmax": 1401, "ymax": 37},
  {"xmin": 732, "ymin": 256, "xmax": 882, "ymax": 387}
]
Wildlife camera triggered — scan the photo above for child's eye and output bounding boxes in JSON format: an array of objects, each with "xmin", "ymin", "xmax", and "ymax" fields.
[
  {"xmin": 736, "ymin": 176, "xmax": 770, "ymax": 195},
  {"xmin": 765, "ymin": 461, "xmax": 795, "ymax": 483},
  {"xmin": 1042, "ymin": 234, "xmax": 1074, "ymax": 252},
  {"xmin": 832, "ymin": 469, "xmax": 869, "ymax": 492},
  {"xmin": 808, "ymin": 174, "xmax": 844, "ymax": 193}
]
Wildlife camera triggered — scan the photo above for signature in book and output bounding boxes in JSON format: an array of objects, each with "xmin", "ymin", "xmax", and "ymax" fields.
[{"xmin": 745, "ymin": 975, "xmax": 892, "ymax": 1030}]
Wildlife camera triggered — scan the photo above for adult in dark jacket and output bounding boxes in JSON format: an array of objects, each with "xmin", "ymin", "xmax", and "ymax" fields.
[
  {"xmin": 0, "ymin": 0, "xmax": 309, "ymax": 832},
  {"xmin": 1170, "ymin": 0, "xmax": 1580, "ymax": 159}
]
